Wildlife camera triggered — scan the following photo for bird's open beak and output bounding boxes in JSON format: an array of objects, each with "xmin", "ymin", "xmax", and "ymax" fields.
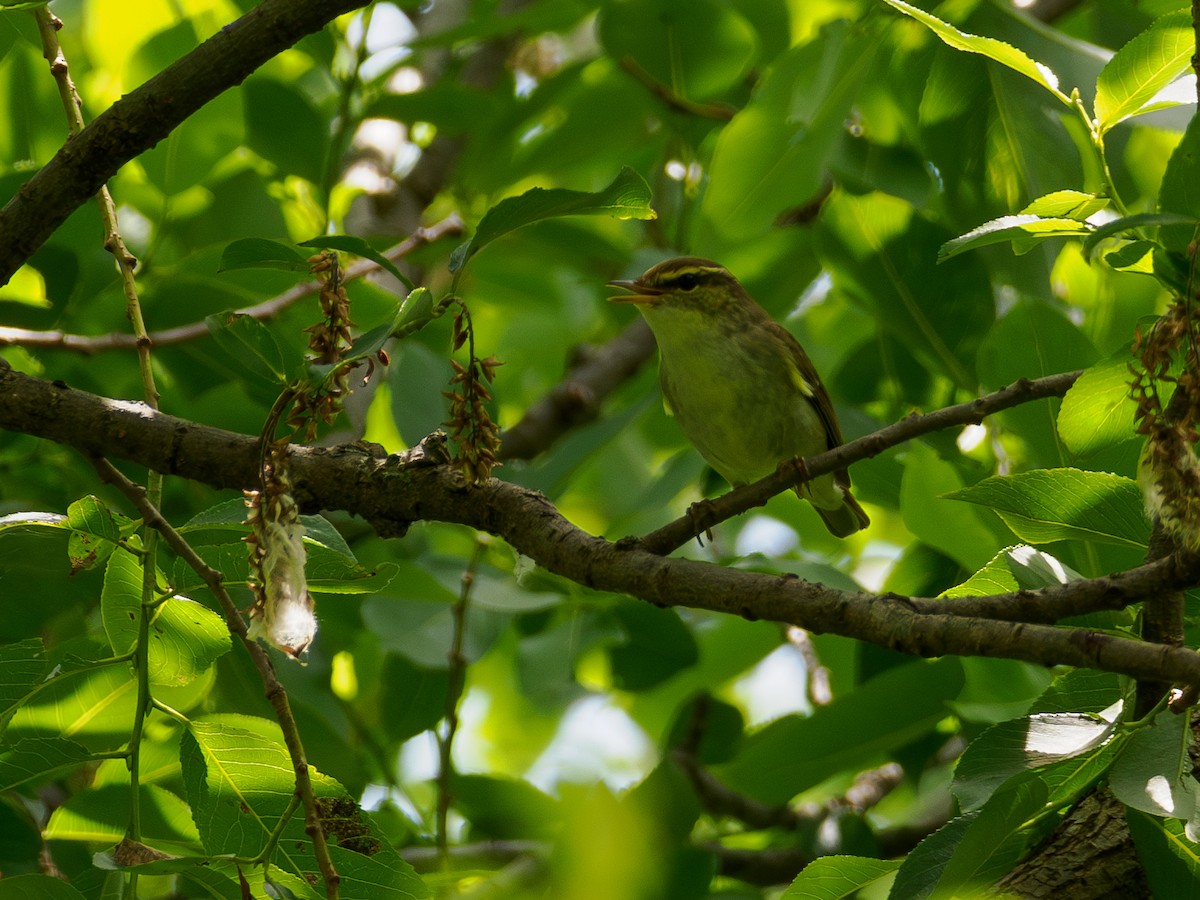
[{"xmin": 606, "ymin": 279, "xmax": 662, "ymax": 305}]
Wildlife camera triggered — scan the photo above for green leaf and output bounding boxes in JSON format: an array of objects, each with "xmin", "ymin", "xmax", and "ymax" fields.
[
  {"xmin": 242, "ymin": 77, "xmax": 325, "ymax": 184},
  {"xmin": 596, "ymin": 0, "xmax": 758, "ymax": 101},
  {"xmin": 64, "ymin": 495, "xmax": 129, "ymax": 572},
  {"xmin": 1080, "ymin": 212, "xmax": 1199, "ymax": 257},
  {"xmin": 892, "ymin": 775, "xmax": 1048, "ymax": 899},
  {"xmin": 1127, "ymin": 811, "xmax": 1200, "ymax": 897},
  {"xmin": 1023, "ymin": 190, "xmax": 1110, "ymax": 220},
  {"xmin": 1157, "ymin": 115, "xmax": 1200, "ymax": 256},
  {"xmin": 451, "ymin": 773, "xmax": 560, "ymax": 839},
  {"xmin": 1057, "ymin": 353, "xmax": 1138, "ymax": 457},
  {"xmin": 943, "ymin": 545, "xmax": 1083, "ymax": 599},
  {"xmin": 901, "ymin": 444, "xmax": 1001, "ymax": 571},
  {"xmin": 102, "ymin": 550, "xmax": 231, "ymax": 687},
  {"xmin": 937, "ymin": 775, "xmax": 1050, "ymax": 893},
  {"xmin": 181, "ymin": 715, "xmax": 338, "ymax": 857},
  {"xmin": 1095, "ymin": 10, "xmax": 1195, "ymax": 133},
  {"xmin": 390, "ymin": 286, "xmax": 437, "ymax": 339},
  {"xmin": 1104, "ymin": 240, "xmax": 1156, "ymax": 272},
  {"xmin": 0, "ymin": 875, "xmax": 89, "ymax": 900},
  {"xmin": 939, "ymin": 214, "xmax": 1092, "ymax": 262},
  {"xmin": 782, "ymin": 856, "xmax": 900, "ymax": 898},
  {"xmin": 703, "ymin": 22, "xmax": 873, "ymax": 240},
  {"xmin": 218, "ymin": 238, "xmax": 310, "ymax": 273},
  {"xmin": 953, "ymin": 710, "xmax": 1119, "ymax": 811},
  {"xmin": 1110, "ymin": 711, "xmax": 1197, "ymax": 818},
  {"xmin": 205, "ymin": 311, "xmax": 303, "ymax": 386},
  {"xmin": 181, "ymin": 716, "xmax": 427, "ymax": 896},
  {"xmin": 45, "ymin": 784, "xmax": 200, "ymax": 851},
  {"xmin": 715, "ymin": 658, "xmax": 964, "ymax": 804},
  {"xmin": 881, "ymin": 0, "xmax": 1069, "ymax": 103},
  {"xmin": 0, "ymin": 737, "xmax": 95, "ymax": 791},
  {"xmin": 0, "ymin": 639, "xmax": 47, "ymax": 734},
  {"xmin": 608, "ymin": 601, "xmax": 698, "ymax": 692},
  {"xmin": 945, "ymin": 468, "xmax": 1149, "ymax": 548},
  {"xmin": 448, "ymin": 167, "xmax": 655, "ymax": 274},
  {"xmin": 298, "ymin": 234, "xmax": 414, "ymax": 291}
]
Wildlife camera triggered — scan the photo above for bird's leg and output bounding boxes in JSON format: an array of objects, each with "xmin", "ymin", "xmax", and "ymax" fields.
[
  {"xmin": 686, "ymin": 498, "xmax": 717, "ymax": 547},
  {"xmin": 780, "ymin": 455, "xmax": 811, "ymax": 489}
]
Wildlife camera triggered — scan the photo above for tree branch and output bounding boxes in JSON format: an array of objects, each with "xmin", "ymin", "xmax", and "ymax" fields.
[
  {"xmin": 1, "ymin": 362, "xmax": 1197, "ymax": 688},
  {"xmin": 498, "ymin": 317, "xmax": 657, "ymax": 461},
  {"xmin": 0, "ymin": 0, "xmax": 369, "ymax": 287}
]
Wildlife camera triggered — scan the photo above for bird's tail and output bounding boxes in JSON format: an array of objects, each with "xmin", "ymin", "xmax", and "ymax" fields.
[{"xmin": 815, "ymin": 490, "xmax": 870, "ymax": 538}]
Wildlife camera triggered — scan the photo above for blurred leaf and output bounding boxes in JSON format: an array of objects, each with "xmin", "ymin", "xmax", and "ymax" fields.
[
  {"xmin": 881, "ymin": 0, "xmax": 1068, "ymax": 102},
  {"xmin": 377, "ymin": 654, "xmax": 450, "ymax": 744},
  {"xmin": 597, "ymin": 0, "xmax": 757, "ymax": 101},
  {"xmin": 451, "ymin": 773, "xmax": 560, "ymax": 839},
  {"xmin": 945, "ymin": 468, "xmax": 1148, "ymax": 548},
  {"xmin": 819, "ymin": 192, "xmax": 993, "ymax": 389},
  {"xmin": 218, "ymin": 238, "xmax": 310, "ymax": 273},
  {"xmin": 0, "ymin": 875, "xmax": 89, "ymax": 900},
  {"xmin": 715, "ymin": 658, "xmax": 964, "ymax": 804},
  {"xmin": 449, "ymin": 167, "xmax": 655, "ymax": 273},
  {"xmin": 1157, "ymin": 114, "xmax": 1200, "ymax": 256},
  {"xmin": 608, "ymin": 601, "xmax": 698, "ymax": 692},
  {"xmin": 242, "ymin": 77, "xmax": 326, "ymax": 183},
  {"xmin": 901, "ymin": 444, "xmax": 1000, "ymax": 571},
  {"xmin": 703, "ymin": 21, "xmax": 873, "ymax": 240}
]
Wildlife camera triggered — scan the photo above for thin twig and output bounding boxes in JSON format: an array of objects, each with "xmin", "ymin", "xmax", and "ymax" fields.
[
  {"xmin": 638, "ymin": 371, "xmax": 1083, "ymax": 555},
  {"xmin": 0, "ymin": 215, "xmax": 463, "ymax": 354},
  {"xmin": 89, "ymin": 456, "xmax": 342, "ymax": 900},
  {"xmin": 436, "ymin": 537, "xmax": 487, "ymax": 865}
]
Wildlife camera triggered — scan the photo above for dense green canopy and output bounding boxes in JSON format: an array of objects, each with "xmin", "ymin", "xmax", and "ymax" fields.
[{"xmin": 1, "ymin": 1, "xmax": 1199, "ymax": 897}]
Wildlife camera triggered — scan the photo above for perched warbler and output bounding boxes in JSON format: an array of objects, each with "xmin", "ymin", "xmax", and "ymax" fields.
[{"xmin": 608, "ymin": 257, "xmax": 869, "ymax": 538}]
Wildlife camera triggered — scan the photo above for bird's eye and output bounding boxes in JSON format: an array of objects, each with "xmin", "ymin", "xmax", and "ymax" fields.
[{"xmin": 675, "ymin": 273, "xmax": 699, "ymax": 291}]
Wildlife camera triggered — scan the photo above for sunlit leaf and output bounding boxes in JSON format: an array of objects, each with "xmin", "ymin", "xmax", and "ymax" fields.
[
  {"xmin": 945, "ymin": 469, "xmax": 1148, "ymax": 548},
  {"xmin": 881, "ymin": 0, "xmax": 1069, "ymax": 103},
  {"xmin": 782, "ymin": 856, "xmax": 901, "ymax": 898},
  {"xmin": 1095, "ymin": 10, "xmax": 1194, "ymax": 133},
  {"xmin": 1057, "ymin": 353, "xmax": 1138, "ymax": 457}
]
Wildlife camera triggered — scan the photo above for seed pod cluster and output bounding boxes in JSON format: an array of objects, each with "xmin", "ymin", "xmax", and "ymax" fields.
[
  {"xmin": 244, "ymin": 442, "xmax": 316, "ymax": 661},
  {"xmin": 444, "ymin": 302, "xmax": 502, "ymax": 485},
  {"xmin": 1132, "ymin": 297, "xmax": 1200, "ymax": 548}
]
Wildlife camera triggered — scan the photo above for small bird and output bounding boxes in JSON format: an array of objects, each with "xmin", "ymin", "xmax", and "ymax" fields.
[{"xmin": 608, "ymin": 257, "xmax": 869, "ymax": 537}]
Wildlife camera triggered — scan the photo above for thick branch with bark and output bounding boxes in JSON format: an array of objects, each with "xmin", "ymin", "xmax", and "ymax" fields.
[
  {"xmin": 1, "ymin": 359, "xmax": 1197, "ymax": 689},
  {"xmin": 0, "ymin": 0, "xmax": 369, "ymax": 286}
]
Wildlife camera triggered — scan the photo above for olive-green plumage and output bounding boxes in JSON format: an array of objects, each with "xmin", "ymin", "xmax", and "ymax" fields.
[{"xmin": 609, "ymin": 257, "xmax": 868, "ymax": 538}]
